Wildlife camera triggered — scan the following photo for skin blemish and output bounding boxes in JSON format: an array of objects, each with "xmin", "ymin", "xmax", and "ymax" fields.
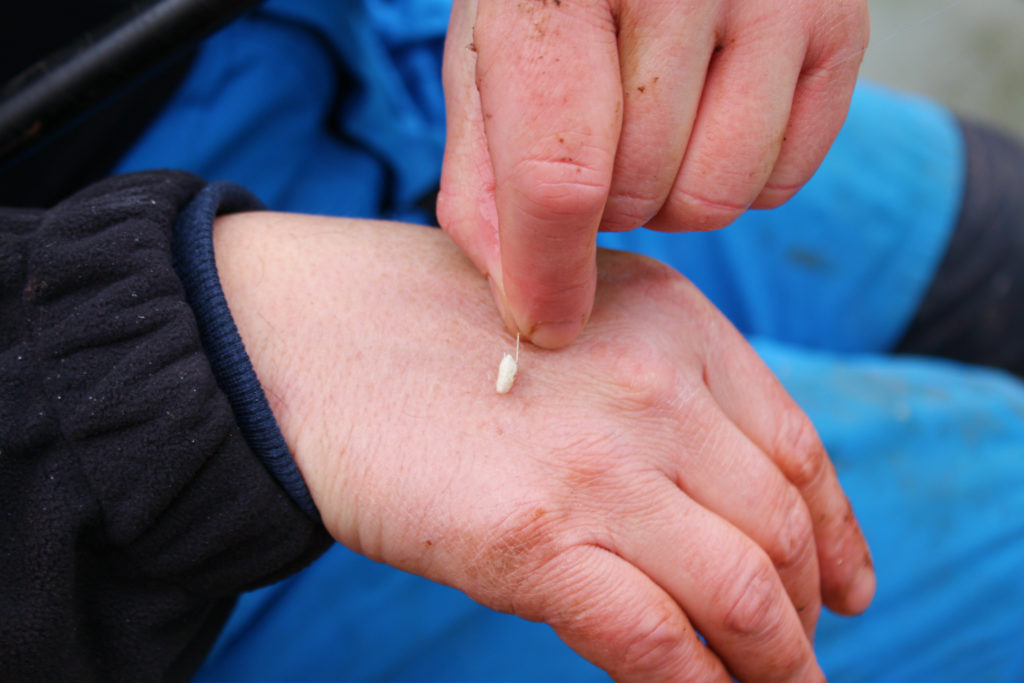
[{"xmin": 637, "ymin": 77, "xmax": 657, "ymax": 94}]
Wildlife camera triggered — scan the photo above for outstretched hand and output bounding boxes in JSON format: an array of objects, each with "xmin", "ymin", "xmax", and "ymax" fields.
[
  {"xmin": 214, "ymin": 212, "xmax": 874, "ymax": 682},
  {"xmin": 438, "ymin": 0, "xmax": 869, "ymax": 348}
]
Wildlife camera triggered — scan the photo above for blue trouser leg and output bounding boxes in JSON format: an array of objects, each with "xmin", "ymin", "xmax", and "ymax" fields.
[
  {"xmin": 196, "ymin": 347, "xmax": 1024, "ymax": 682},
  {"xmin": 110, "ymin": 7, "xmax": 1022, "ymax": 680},
  {"xmin": 597, "ymin": 84, "xmax": 965, "ymax": 353}
]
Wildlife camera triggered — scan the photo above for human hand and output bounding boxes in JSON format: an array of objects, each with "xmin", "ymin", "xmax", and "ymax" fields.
[
  {"xmin": 437, "ymin": 0, "xmax": 870, "ymax": 348},
  {"xmin": 213, "ymin": 212, "xmax": 874, "ymax": 681}
]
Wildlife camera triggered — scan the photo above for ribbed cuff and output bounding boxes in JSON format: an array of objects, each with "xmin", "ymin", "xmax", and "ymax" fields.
[{"xmin": 171, "ymin": 182, "xmax": 319, "ymax": 519}]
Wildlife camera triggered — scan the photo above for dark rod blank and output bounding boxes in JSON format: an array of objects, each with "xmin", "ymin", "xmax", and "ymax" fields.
[{"xmin": 0, "ymin": 0, "xmax": 263, "ymax": 160}]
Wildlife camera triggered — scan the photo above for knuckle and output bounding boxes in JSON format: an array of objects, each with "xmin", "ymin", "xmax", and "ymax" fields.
[
  {"xmin": 658, "ymin": 186, "xmax": 748, "ymax": 232},
  {"xmin": 618, "ymin": 610, "xmax": 688, "ymax": 675},
  {"xmin": 509, "ymin": 156, "xmax": 610, "ymax": 220},
  {"xmin": 584, "ymin": 256, "xmax": 706, "ymax": 412},
  {"xmin": 754, "ymin": 183, "xmax": 801, "ymax": 210},
  {"xmin": 812, "ymin": 0, "xmax": 871, "ymax": 59},
  {"xmin": 774, "ymin": 408, "xmax": 827, "ymax": 489},
  {"xmin": 596, "ymin": 338, "xmax": 682, "ymax": 414},
  {"xmin": 769, "ymin": 494, "xmax": 816, "ymax": 571},
  {"xmin": 436, "ymin": 177, "xmax": 486, "ymax": 249},
  {"xmin": 602, "ymin": 190, "xmax": 663, "ymax": 231},
  {"xmin": 434, "ymin": 184, "xmax": 460, "ymax": 234},
  {"xmin": 719, "ymin": 551, "xmax": 786, "ymax": 638},
  {"xmin": 821, "ymin": 495, "xmax": 865, "ymax": 567},
  {"xmin": 601, "ymin": 250, "xmax": 694, "ymax": 301}
]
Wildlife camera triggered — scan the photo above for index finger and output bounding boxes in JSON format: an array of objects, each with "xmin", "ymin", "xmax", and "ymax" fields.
[{"xmin": 474, "ymin": 1, "xmax": 621, "ymax": 348}]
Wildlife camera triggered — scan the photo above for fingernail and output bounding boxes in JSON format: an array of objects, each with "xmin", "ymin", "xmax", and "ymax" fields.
[
  {"xmin": 844, "ymin": 559, "xmax": 876, "ymax": 614},
  {"xmin": 529, "ymin": 318, "xmax": 584, "ymax": 349}
]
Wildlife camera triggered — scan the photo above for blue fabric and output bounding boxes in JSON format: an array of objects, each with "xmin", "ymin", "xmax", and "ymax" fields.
[
  {"xmin": 117, "ymin": 0, "xmax": 447, "ymax": 224},
  {"xmin": 173, "ymin": 181, "xmax": 319, "ymax": 519},
  {"xmin": 760, "ymin": 342, "xmax": 1024, "ymax": 681},
  {"xmin": 198, "ymin": 547, "xmax": 608, "ymax": 681},
  {"xmin": 120, "ymin": 1, "xmax": 964, "ymax": 353},
  {"xmin": 598, "ymin": 86, "xmax": 965, "ymax": 353},
  {"xmin": 112, "ymin": 2, "xmax": 1024, "ymax": 681},
  {"xmin": 194, "ymin": 348, "xmax": 1024, "ymax": 682}
]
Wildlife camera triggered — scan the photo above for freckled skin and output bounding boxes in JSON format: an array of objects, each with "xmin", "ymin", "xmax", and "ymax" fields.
[{"xmin": 215, "ymin": 211, "xmax": 874, "ymax": 683}]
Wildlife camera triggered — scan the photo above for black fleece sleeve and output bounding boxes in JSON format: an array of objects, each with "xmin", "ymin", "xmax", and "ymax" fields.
[{"xmin": 0, "ymin": 171, "xmax": 332, "ymax": 681}]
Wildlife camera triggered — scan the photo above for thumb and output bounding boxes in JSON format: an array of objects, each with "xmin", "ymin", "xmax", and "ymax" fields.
[{"xmin": 473, "ymin": 1, "xmax": 621, "ymax": 348}]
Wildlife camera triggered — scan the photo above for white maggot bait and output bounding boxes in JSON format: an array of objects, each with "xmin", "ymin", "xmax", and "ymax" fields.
[{"xmin": 496, "ymin": 332, "xmax": 520, "ymax": 394}]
